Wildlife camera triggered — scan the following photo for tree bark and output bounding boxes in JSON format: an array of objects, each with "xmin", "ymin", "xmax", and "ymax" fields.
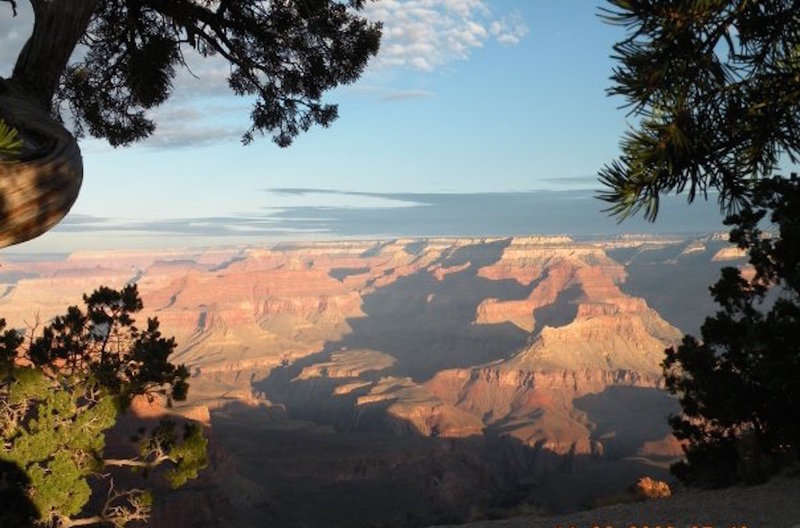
[
  {"xmin": 0, "ymin": 80, "xmax": 82, "ymax": 248},
  {"xmin": 0, "ymin": 0, "xmax": 98, "ymax": 248},
  {"xmin": 102, "ymin": 454, "xmax": 170, "ymax": 468},
  {"xmin": 58, "ymin": 515, "xmax": 105, "ymax": 527},
  {"xmin": 12, "ymin": 0, "xmax": 98, "ymax": 109}
]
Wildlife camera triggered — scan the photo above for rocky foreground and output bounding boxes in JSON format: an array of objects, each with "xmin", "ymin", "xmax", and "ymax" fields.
[{"xmin": 434, "ymin": 477, "xmax": 800, "ymax": 528}]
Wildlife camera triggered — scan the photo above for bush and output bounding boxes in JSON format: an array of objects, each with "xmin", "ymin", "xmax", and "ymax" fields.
[{"xmin": 0, "ymin": 284, "xmax": 207, "ymax": 526}]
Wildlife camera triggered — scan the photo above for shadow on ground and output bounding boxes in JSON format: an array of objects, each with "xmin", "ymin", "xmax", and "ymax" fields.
[
  {"xmin": 574, "ymin": 385, "xmax": 679, "ymax": 459},
  {"xmin": 148, "ymin": 401, "xmax": 674, "ymax": 528}
]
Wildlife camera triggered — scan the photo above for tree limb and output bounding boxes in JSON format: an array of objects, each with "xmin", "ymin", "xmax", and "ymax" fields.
[
  {"xmin": 58, "ymin": 515, "xmax": 105, "ymax": 527},
  {"xmin": 103, "ymin": 454, "xmax": 170, "ymax": 469},
  {"xmin": 1, "ymin": 0, "xmax": 17, "ymax": 16}
]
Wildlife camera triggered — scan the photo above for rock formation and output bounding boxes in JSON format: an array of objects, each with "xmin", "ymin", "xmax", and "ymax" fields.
[{"xmin": 0, "ymin": 234, "xmax": 748, "ymax": 524}]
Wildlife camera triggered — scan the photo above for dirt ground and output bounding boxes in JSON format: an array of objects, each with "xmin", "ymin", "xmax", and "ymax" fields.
[{"xmin": 433, "ymin": 476, "xmax": 800, "ymax": 528}]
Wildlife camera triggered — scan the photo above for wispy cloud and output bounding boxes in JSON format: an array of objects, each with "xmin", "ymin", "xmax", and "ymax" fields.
[
  {"xmin": 54, "ymin": 214, "xmax": 308, "ymax": 238},
  {"xmin": 490, "ymin": 11, "xmax": 529, "ymax": 46},
  {"xmin": 364, "ymin": 1, "xmax": 529, "ymax": 72},
  {"xmin": 142, "ymin": 109, "xmax": 243, "ymax": 149},
  {"xmin": 380, "ymin": 90, "xmax": 434, "ymax": 102},
  {"xmin": 265, "ymin": 189, "xmax": 725, "ymax": 237},
  {"xmin": 77, "ymin": 103, "xmax": 245, "ymax": 151},
  {"xmin": 143, "ymin": 125, "xmax": 242, "ymax": 149},
  {"xmin": 539, "ymin": 175, "xmax": 601, "ymax": 188},
  {"xmin": 346, "ymin": 84, "xmax": 436, "ymax": 102},
  {"xmin": 169, "ymin": 52, "xmax": 233, "ymax": 100}
]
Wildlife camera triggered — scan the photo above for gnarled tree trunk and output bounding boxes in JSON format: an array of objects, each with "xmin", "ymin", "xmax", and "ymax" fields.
[
  {"xmin": 0, "ymin": 81, "xmax": 82, "ymax": 248},
  {"xmin": 13, "ymin": 0, "xmax": 98, "ymax": 109},
  {"xmin": 0, "ymin": 0, "xmax": 97, "ymax": 248}
]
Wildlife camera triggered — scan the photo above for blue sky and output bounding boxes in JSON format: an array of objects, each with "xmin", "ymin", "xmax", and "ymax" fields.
[{"xmin": 0, "ymin": 1, "xmax": 730, "ymax": 251}]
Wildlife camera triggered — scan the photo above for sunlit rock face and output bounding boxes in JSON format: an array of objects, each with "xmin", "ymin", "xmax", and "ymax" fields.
[
  {"xmin": 0, "ymin": 234, "xmax": 744, "ymax": 524},
  {"xmin": 0, "ymin": 236, "xmax": 733, "ymax": 445}
]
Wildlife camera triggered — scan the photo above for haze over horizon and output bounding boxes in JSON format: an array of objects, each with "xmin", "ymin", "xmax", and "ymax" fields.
[{"xmin": 2, "ymin": 188, "xmax": 727, "ymax": 253}]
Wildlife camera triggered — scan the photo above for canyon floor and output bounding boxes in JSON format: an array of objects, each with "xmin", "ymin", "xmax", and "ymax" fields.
[{"xmin": 0, "ymin": 234, "xmax": 761, "ymax": 527}]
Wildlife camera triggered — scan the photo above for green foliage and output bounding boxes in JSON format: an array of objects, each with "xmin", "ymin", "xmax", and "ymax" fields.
[
  {"xmin": 0, "ymin": 118, "xmax": 22, "ymax": 163},
  {"xmin": 598, "ymin": 0, "xmax": 800, "ymax": 221},
  {"xmin": 0, "ymin": 285, "xmax": 207, "ymax": 526},
  {"xmin": 663, "ymin": 175, "xmax": 800, "ymax": 487},
  {"xmin": 164, "ymin": 423, "xmax": 209, "ymax": 489}
]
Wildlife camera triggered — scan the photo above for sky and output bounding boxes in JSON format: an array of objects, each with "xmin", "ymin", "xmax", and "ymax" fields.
[{"xmin": 0, "ymin": 0, "xmax": 731, "ymax": 252}]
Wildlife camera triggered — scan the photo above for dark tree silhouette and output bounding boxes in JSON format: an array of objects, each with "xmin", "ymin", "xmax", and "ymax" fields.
[
  {"xmin": 0, "ymin": 0, "xmax": 381, "ymax": 246},
  {"xmin": 0, "ymin": 284, "xmax": 207, "ymax": 526},
  {"xmin": 600, "ymin": 1, "xmax": 800, "ymax": 485},
  {"xmin": 663, "ymin": 175, "xmax": 800, "ymax": 486}
]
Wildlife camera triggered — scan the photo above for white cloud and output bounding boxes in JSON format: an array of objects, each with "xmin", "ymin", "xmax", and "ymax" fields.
[
  {"xmin": 364, "ymin": 0, "xmax": 529, "ymax": 72},
  {"xmin": 489, "ymin": 11, "xmax": 529, "ymax": 46}
]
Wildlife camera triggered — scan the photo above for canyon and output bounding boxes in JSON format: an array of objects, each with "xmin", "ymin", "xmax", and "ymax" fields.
[{"xmin": 0, "ymin": 234, "xmax": 745, "ymax": 526}]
